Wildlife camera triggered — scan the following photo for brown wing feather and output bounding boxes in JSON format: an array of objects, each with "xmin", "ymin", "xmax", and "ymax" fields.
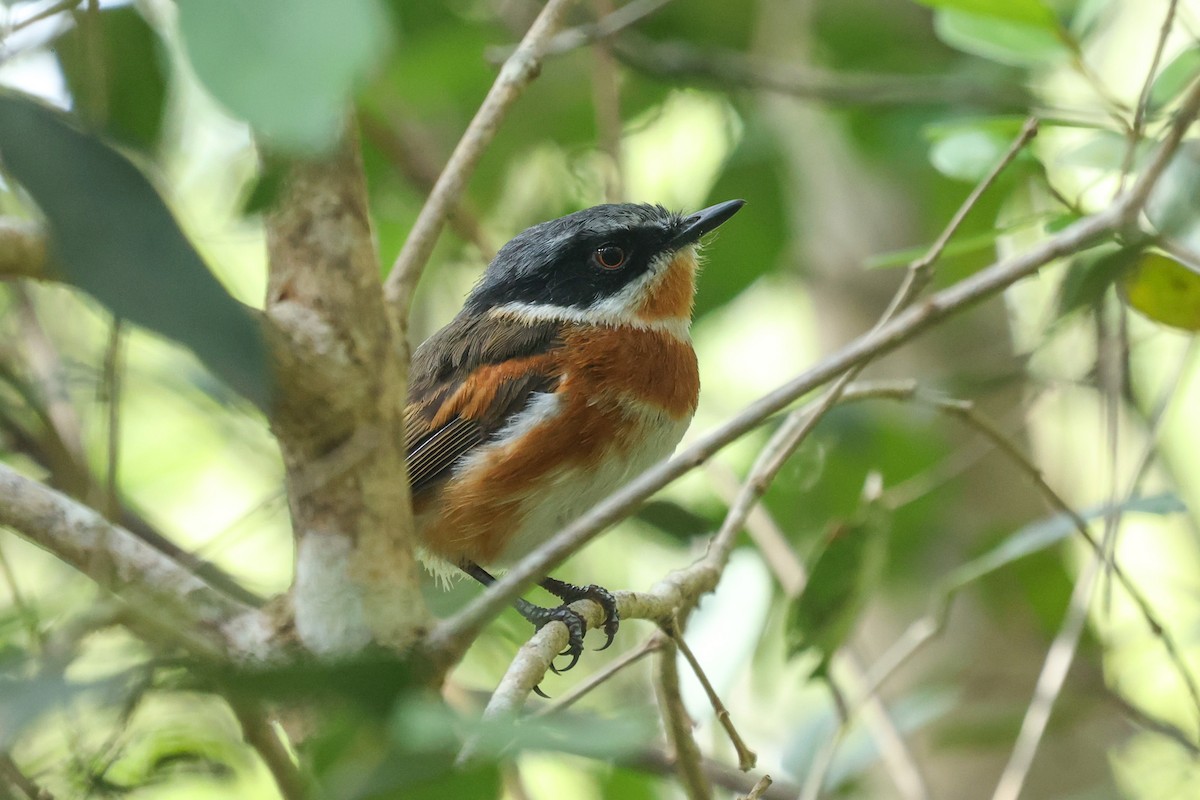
[{"xmin": 406, "ymin": 313, "xmax": 564, "ymax": 495}]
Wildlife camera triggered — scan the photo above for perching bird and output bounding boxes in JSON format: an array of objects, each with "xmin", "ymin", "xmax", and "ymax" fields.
[{"xmin": 405, "ymin": 199, "xmax": 745, "ymax": 670}]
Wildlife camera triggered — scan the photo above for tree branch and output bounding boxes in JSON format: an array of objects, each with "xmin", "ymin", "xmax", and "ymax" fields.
[
  {"xmin": 265, "ymin": 134, "xmax": 426, "ymax": 655},
  {"xmin": 383, "ymin": 0, "xmax": 575, "ymax": 317},
  {"xmin": 656, "ymin": 639, "xmax": 712, "ymax": 800},
  {"xmin": 613, "ymin": 33, "xmax": 1029, "ymax": 109},
  {"xmin": 0, "ymin": 463, "xmax": 262, "ymax": 658}
]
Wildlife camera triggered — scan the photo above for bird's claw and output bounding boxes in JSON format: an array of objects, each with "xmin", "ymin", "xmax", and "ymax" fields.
[
  {"xmin": 539, "ymin": 579, "xmax": 620, "ymax": 652},
  {"xmin": 515, "ymin": 599, "xmax": 588, "ymax": 675}
]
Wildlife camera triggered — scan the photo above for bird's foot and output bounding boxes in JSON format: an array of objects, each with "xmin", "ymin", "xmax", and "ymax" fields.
[
  {"xmin": 514, "ymin": 598, "xmax": 588, "ymax": 683},
  {"xmin": 539, "ymin": 578, "xmax": 620, "ymax": 651}
]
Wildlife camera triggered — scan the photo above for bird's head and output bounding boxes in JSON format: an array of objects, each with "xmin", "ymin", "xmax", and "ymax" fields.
[{"xmin": 466, "ymin": 199, "xmax": 745, "ymax": 329}]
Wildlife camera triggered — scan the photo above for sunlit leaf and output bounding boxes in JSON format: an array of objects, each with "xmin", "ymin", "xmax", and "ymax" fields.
[
  {"xmin": 1056, "ymin": 130, "xmax": 1152, "ymax": 172},
  {"xmin": 54, "ymin": 6, "xmax": 168, "ymax": 151},
  {"xmin": 944, "ymin": 493, "xmax": 1186, "ymax": 589},
  {"xmin": 923, "ymin": 116, "xmax": 1033, "ymax": 182},
  {"xmin": 1149, "ymin": 45, "xmax": 1200, "ymax": 113},
  {"xmin": 910, "ymin": 0, "xmax": 1057, "ymax": 26},
  {"xmin": 0, "ymin": 92, "xmax": 271, "ymax": 409},
  {"xmin": 177, "ymin": 0, "xmax": 390, "ymax": 152},
  {"xmin": 1121, "ymin": 251, "xmax": 1200, "ymax": 331},
  {"xmin": 934, "ymin": 9, "xmax": 1068, "ymax": 67},
  {"xmin": 785, "ymin": 504, "xmax": 888, "ymax": 677},
  {"xmin": 1145, "ymin": 140, "xmax": 1200, "ymax": 240},
  {"xmin": 866, "ymin": 212, "xmax": 1065, "ymax": 269}
]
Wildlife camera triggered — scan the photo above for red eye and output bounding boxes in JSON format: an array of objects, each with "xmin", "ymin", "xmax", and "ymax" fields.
[{"xmin": 594, "ymin": 245, "xmax": 627, "ymax": 270}]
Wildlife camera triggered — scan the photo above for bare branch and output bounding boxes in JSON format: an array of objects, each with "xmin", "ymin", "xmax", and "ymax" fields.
[
  {"xmin": 383, "ymin": 0, "xmax": 575, "ymax": 317},
  {"xmin": 534, "ymin": 632, "xmax": 665, "ymax": 717},
  {"xmin": 707, "ymin": 463, "xmax": 931, "ymax": 800},
  {"xmin": 614, "ymin": 33, "xmax": 1028, "ymax": 109},
  {"xmin": 0, "ymin": 752, "xmax": 52, "ymax": 800},
  {"xmin": 737, "ymin": 775, "xmax": 774, "ymax": 800},
  {"xmin": 358, "ymin": 112, "xmax": 494, "ymax": 258},
  {"xmin": 0, "ymin": 218, "xmax": 48, "ymax": 280},
  {"xmin": 656, "ymin": 640, "xmax": 712, "ymax": 800},
  {"xmin": 991, "ymin": 549, "xmax": 1105, "ymax": 800},
  {"xmin": 0, "ymin": 463, "xmax": 260, "ymax": 658},
  {"xmin": 231, "ymin": 701, "xmax": 308, "ymax": 800},
  {"xmin": 623, "ymin": 748, "xmax": 801, "ymax": 799},
  {"xmin": 487, "ymin": 0, "xmax": 675, "ymax": 62},
  {"xmin": 665, "ymin": 614, "xmax": 757, "ymax": 771}
]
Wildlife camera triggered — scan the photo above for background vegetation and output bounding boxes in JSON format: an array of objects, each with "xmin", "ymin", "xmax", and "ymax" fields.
[{"xmin": 2, "ymin": 0, "xmax": 1200, "ymax": 798}]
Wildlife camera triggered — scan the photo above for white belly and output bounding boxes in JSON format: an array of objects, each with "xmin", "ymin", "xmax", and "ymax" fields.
[{"xmin": 494, "ymin": 404, "xmax": 691, "ymax": 565}]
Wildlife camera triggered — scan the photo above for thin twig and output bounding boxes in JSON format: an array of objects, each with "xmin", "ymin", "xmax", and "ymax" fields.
[
  {"xmin": 383, "ymin": 0, "xmax": 575, "ymax": 316},
  {"xmin": 622, "ymin": 747, "xmax": 802, "ymax": 799},
  {"xmin": 737, "ymin": 775, "xmax": 773, "ymax": 800},
  {"xmin": 798, "ymin": 722, "xmax": 845, "ymax": 800},
  {"xmin": 1119, "ymin": 0, "xmax": 1181, "ymax": 191},
  {"xmin": 4, "ymin": 0, "xmax": 81, "ymax": 36},
  {"xmin": 0, "ymin": 752, "xmax": 52, "ymax": 800},
  {"xmin": 665, "ymin": 613, "xmax": 757, "ymax": 771},
  {"xmin": 707, "ymin": 464, "xmax": 931, "ymax": 800},
  {"xmin": 99, "ymin": 319, "xmax": 123, "ymax": 521},
  {"xmin": 933, "ymin": 399, "xmax": 1200, "ymax": 724},
  {"xmin": 614, "ymin": 32, "xmax": 1028, "ymax": 109},
  {"xmin": 487, "ymin": 0, "xmax": 675, "ymax": 61},
  {"xmin": 0, "ymin": 463, "xmax": 258, "ymax": 658},
  {"xmin": 882, "ymin": 117, "xmax": 1039, "ymax": 320},
  {"xmin": 656, "ymin": 640, "xmax": 712, "ymax": 800},
  {"xmin": 230, "ymin": 702, "xmax": 308, "ymax": 800},
  {"xmin": 358, "ymin": 112, "xmax": 494, "ymax": 257},
  {"xmin": 589, "ymin": 0, "xmax": 625, "ymax": 203},
  {"xmin": 990, "ymin": 547, "xmax": 1105, "ymax": 800},
  {"xmin": 1104, "ymin": 686, "xmax": 1200, "ymax": 756},
  {"xmin": 534, "ymin": 632, "xmax": 665, "ymax": 717}
]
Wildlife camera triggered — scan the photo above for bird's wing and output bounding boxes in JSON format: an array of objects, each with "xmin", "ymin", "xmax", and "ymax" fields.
[{"xmin": 405, "ymin": 313, "xmax": 564, "ymax": 494}]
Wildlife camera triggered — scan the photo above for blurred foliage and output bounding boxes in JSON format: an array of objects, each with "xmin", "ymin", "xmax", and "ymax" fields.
[{"xmin": 2, "ymin": 0, "xmax": 1200, "ymax": 798}]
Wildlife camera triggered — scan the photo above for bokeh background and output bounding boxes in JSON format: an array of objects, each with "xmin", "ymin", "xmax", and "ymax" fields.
[{"xmin": 2, "ymin": 0, "xmax": 1200, "ymax": 797}]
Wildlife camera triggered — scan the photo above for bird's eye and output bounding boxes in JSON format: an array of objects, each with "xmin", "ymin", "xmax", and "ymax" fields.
[{"xmin": 593, "ymin": 244, "xmax": 627, "ymax": 270}]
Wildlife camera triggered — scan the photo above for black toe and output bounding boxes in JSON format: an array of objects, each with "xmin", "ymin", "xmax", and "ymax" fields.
[
  {"xmin": 539, "ymin": 578, "xmax": 621, "ymax": 651},
  {"xmin": 515, "ymin": 599, "xmax": 587, "ymax": 674}
]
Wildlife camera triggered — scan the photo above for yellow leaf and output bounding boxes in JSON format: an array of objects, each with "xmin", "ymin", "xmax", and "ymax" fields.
[{"xmin": 1121, "ymin": 252, "xmax": 1200, "ymax": 332}]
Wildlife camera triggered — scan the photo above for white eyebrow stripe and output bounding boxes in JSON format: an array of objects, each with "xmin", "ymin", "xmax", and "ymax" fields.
[{"xmin": 490, "ymin": 302, "xmax": 691, "ymax": 340}]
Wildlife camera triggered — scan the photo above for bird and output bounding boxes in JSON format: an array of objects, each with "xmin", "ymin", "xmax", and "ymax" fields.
[{"xmin": 405, "ymin": 199, "xmax": 745, "ymax": 673}]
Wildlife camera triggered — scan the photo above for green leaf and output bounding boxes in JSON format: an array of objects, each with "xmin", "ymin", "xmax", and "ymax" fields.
[
  {"xmin": 1121, "ymin": 251, "xmax": 1200, "ymax": 332},
  {"xmin": 944, "ymin": 493, "xmax": 1186, "ymax": 590},
  {"xmin": 1145, "ymin": 140, "xmax": 1200, "ymax": 239},
  {"xmin": 934, "ymin": 9, "xmax": 1068, "ymax": 67},
  {"xmin": 1149, "ymin": 45, "xmax": 1200, "ymax": 113},
  {"xmin": 785, "ymin": 505, "xmax": 889, "ymax": 676},
  {"xmin": 54, "ymin": 6, "xmax": 168, "ymax": 151},
  {"xmin": 924, "ymin": 117, "xmax": 1027, "ymax": 182},
  {"xmin": 1057, "ymin": 244, "xmax": 1140, "ymax": 317},
  {"xmin": 865, "ymin": 212, "xmax": 1064, "ymax": 269},
  {"xmin": 177, "ymin": 0, "xmax": 390, "ymax": 152},
  {"xmin": 910, "ymin": 0, "xmax": 1057, "ymax": 26},
  {"xmin": 0, "ymin": 92, "xmax": 271, "ymax": 409}
]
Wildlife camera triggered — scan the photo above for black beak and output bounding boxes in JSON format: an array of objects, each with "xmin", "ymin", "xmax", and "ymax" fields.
[{"xmin": 670, "ymin": 199, "xmax": 746, "ymax": 247}]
